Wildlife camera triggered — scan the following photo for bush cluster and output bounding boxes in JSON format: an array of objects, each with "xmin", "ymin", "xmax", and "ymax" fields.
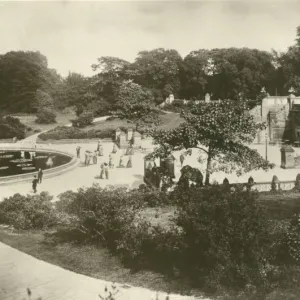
[
  {"xmin": 71, "ymin": 111, "xmax": 94, "ymax": 128},
  {"xmin": 35, "ymin": 108, "xmax": 57, "ymax": 124},
  {"xmin": 3, "ymin": 183, "xmax": 299, "ymax": 296},
  {"xmin": 38, "ymin": 126, "xmax": 115, "ymax": 140},
  {"xmin": 0, "ymin": 192, "xmax": 58, "ymax": 230},
  {"xmin": 55, "ymin": 184, "xmax": 286, "ymax": 293},
  {"xmin": 0, "ymin": 116, "xmax": 26, "ymax": 139}
]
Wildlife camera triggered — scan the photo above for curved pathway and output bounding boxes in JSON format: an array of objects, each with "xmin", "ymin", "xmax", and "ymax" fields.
[
  {"xmin": 0, "ymin": 242, "xmax": 205, "ymax": 300},
  {"xmin": 0, "ymin": 116, "xmax": 210, "ymax": 300}
]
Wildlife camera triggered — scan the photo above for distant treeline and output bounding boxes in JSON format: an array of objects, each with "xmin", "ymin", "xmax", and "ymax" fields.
[{"xmin": 1, "ymin": 25, "xmax": 300, "ymax": 114}]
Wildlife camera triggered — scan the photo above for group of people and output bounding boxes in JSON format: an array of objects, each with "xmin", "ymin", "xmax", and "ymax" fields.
[
  {"xmin": 76, "ymin": 140, "xmax": 134, "ymax": 180},
  {"xmin": 32, "ymin": 168, "xmax": 43, "ymax": 193}
]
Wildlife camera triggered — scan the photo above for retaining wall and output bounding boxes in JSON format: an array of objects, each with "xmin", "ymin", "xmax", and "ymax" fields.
[{"xmin": 0, "ymin": 146, "xmax": 78, "ymax": 186}]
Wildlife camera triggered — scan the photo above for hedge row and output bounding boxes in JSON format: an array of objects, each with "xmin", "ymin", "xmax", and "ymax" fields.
[{"xmin": 38, "ymin": 126, "xmax": 115, "ymax": 141}]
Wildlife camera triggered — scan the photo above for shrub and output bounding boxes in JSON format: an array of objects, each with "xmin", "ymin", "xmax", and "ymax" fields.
[
  {"xmin": 86, "ymin": 128, "xmax": 115, "ymax": 139},
  {"xmin": 39, "ymin": 126, "xmax": 87, "ymax": 140},
  {"xmin": 173, "ymin": 186, "xmax": 274, "ymax": 290},
  {"xmin": 117, "ymin": 221, "xmax": 184, "ymax": 273},
  {"xmin": 0, "ymin": 192, "xmax": 58, "ymax": 230},
  {"xmin": 56, "ymin": 185, "xmax": 144, "ymax": 249},
  {"xmin": 71, "ymin": 111, "xmax": 94, "ymax": 128},
  {"xmin": 36, "ymin": 108, "xmax": 57, "ymax": 124},
  {"xmin": 0, "ymin": 116, "xmax": 26, "ymax": 139}
]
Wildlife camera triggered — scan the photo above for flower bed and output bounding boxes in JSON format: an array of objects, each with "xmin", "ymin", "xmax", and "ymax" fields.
[{"xmin": 10, "ymin": 159, "xmax": 32, "ymax": 163}]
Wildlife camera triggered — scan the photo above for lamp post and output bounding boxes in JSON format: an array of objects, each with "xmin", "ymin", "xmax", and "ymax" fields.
[{"xmin": 265, "ymin": 132, "xmax": 268, "ymax": 161}]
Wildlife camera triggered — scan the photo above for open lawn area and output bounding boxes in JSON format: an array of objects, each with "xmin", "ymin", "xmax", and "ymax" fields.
[
  {"xmin": 11, "ymin": 111, "xmax": 76, "ymax": 137},
  {"xmin": 83, "ymin": 112, "xmax": 183, "ymax": 133}
]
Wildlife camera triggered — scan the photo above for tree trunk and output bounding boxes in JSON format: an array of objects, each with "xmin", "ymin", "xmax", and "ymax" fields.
[{"xmin": 204, "ymin": 151, "xmax": 212, "ymax": 186}]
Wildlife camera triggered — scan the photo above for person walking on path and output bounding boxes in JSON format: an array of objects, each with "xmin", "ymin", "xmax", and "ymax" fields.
[
  {"xmin": 112, "ymin": 143, "xmax": 118, "ymax": 154},
  {"xmin": 98, "ymin": 144, "xmax": 104, "ymax": 156},
  {"xmin": 118, "ymin": 155, "xmax": 125, "ymax": 168},
  {"xmin": 32, "ymin": 175, "xmax": 38, "ymax": 193},
  {"xmin": 104, "ymin": 163, "xmax": 109, "ymax": 179},
  {"xmin": 126, "ymin": 155, "xmax": 132, "ymax": 168},
  {"xmin": 37, "ymin": 168, "xmax": 43, "ymax": 183},
  {"xmin": 84, "ymin": 151, "xmax": 89, "ymax": 166},
  {"xmin": 76, "ymin": 146, "xmax": 81, "ymax": 158},
  {"xmin": 109, "ymin": 154, "xmax": 114, "ymax": 169},
  {"xmin": 93, "ymin": 151, "xmax": 98, "ymax": 164},
  {"xmin": 180, "ymin": 153, "xmax": 185, "ymax": 167},
  {"xmin": 100, "ymin": 163, "xmax": 105, "ymax": 179}
]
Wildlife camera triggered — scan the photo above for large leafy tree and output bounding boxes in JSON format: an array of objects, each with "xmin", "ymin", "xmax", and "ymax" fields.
[
  {"xmin": 149, "ymin": 100, "xmax": 273, "ymax": 185},
  {"xmin": 131, "ymin": 48, "xmax": 183, "ymax": 104},
  {"xmin": 0, "ymin": 51, "xmax": 60, "ymax": 113},
  {"xmin": 91, "ymin": 56, "xmax": 130, "ymax": 105},
  {"xmin": 113, "ymin": 81, "xmax": 161, "ymax": 131},
  {"xmin": 278, "ymin": 26, "xmax": 300, "ymax": 94},
  {"xmin": 181, "ymin": 48, "xmax": 277, "ymax": 100}
]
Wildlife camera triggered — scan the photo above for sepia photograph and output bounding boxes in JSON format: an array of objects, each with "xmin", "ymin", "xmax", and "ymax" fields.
[{"xmin": 0, "ymin": 0, "xmax": 300, "ymax": 299}]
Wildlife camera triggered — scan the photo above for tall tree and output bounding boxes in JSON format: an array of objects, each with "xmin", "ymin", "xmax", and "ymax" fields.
[
  {"xmin": 91, "ymin": 56, "xmax": 130, "ymax": 105},
  {"xmin": 113, "ymin": 81, "xmax": 160, "ymax": 131},
  {"xmin": 0, "ymin": 51, "xmax": 60, "ymax": 113},
  {"xmin": 181, "ymin": 48, "xmax": 277, "ymax": 100},
  {"xmin": 149, "ymin": 100, "xmax": 273, "ymax": 185},
  {"xmin": 131, "ymin": 48, "xmax": 183, "ymax": 104}
]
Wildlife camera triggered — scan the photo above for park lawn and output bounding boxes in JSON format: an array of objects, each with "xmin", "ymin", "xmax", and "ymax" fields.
[
  {"xmin": 11, "ymin": 111, "xmax": 76, "ymax": 137},
  {"xmin": 83, "ymin": 112, "xmax": 183, "ymax": 133},
  {"xmin": 0, "ymin": 226, "xmax": 202, "ymax": 298}
]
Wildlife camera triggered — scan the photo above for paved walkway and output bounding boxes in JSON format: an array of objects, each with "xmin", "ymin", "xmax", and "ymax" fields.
[
  {"xmin": 1, "ymin": 142, "xmax": 300, "ymax": 201},
  {"xmin": 0, "ymin": 242, "xmax": 205, "ymax": 300}
]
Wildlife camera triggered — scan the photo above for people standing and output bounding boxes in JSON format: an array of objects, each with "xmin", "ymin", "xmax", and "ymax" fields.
[
  {"xmin": 37, "ymin": 168, "xmax": 43, "ymax": 183},
  {"xmin": 76, "ymin": 146, "xmax": 81, "ymax": 158},
  {"xmin": 99, "ymin": 144, "xmax": 104, "ymax": 156},
  {"xmin": 100, "ymin": 163, "xmax": 105, "ymax": 179},
  {"xmin": 118, "ymin": 155, "xmax": 125, "ymax": 168},
  {"xmin": 112, "ymin": 143, "xmax": 118, "ymax": 154},
  {"xmin": 104, "ymin": 163, "xmax": 109, "ymax": 179},
  {"xmin": 93, "ymin": 151, "xmax": 98, "ymax": 164},
  {"xmin": 180, "ymin": 153, "xmax": 185, "ymax": 167},
  {"xmin": 32, "ymin": 175, "xmax": 38, "ymax": 193},
  {"xmin": 84, "ymin": 151, "xmax": 89, "ymax": 166},
  {"xmin": 109, "ymin": 154, "xmax": 114, "ymax": 169},
  {"xmin": 126, "ymin": 155, "xmax": 132, "ymax": 168}
]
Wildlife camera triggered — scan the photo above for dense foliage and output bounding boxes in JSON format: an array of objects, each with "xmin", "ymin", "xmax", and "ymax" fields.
[
  {"xmin": 1, "ymin": 26, "xmax": 300, "ymax": 116},
  {"xmin": 0, "ymin": 192, "xmax": 58, "ymax": 229},
  {"xmin": 71, "ymin": 111, "xmax": 94, "ymax": 128},
  {"xmin": 0, "ymin": 51, "xmax": 60, "ymax": 113},
  {"xmin": 0, "ymin": 116, "xmax": 26, "ymax": 139},
  {"xmin": 35, "ymin": 108, "xmax": 57, "ymax": 124},
  {"xmin": 38, "ymin": 126, "xmax": 115, "ymax": 140},
  {"xmin": 149, "ymin": 100, "xmax": 274, "ymax": 184},
  {"xmin": 113, "ymin": 81, "xmax": 161, "ymax": 131}
]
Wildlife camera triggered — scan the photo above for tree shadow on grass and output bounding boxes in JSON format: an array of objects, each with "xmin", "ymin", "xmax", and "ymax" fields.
[{"xmin": 42, "ymin": 226, "xmax": 88, "ymax": 247}]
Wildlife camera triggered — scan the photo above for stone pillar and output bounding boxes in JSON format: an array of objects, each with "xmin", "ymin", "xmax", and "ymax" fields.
[
  {"xmin": 119, "ymin": 132, "xmax": 127, "ymax": 149},
  {"xmin": 205, "ymin": 93, "xmax": 210, "ymax": 103},
  {"xmin": 127, "ymin": 128, "xmax": 133, "ymax": 142},
  {"xmin": 280, "ymin": 145, "xmax": 295, "ymax": 169}
]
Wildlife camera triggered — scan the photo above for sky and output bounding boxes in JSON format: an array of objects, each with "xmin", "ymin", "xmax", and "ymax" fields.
[{"xmin": 0, "ymin": 0, "xmax": 300, "ymax": 76}]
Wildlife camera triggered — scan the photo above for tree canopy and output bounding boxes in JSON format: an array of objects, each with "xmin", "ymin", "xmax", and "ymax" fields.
[
  {"xmin": 149, "ymin": 100, "xmax": 274, "ymax": 185},
  {"xmin": 113, "ymin": 81, "xmax": 161, "ymax": 131}
]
